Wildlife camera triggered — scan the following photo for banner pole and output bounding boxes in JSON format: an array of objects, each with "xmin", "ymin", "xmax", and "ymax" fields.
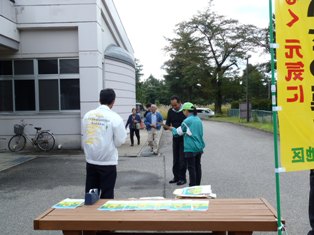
[{"xmin": 268, "ymin": 1, "xmax": 283, "ymax": 234}]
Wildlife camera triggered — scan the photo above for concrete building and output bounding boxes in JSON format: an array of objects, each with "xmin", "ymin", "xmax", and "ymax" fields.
[{"xmin": 0, "ymin": 0, "xmax": 135, "ymax": 149}]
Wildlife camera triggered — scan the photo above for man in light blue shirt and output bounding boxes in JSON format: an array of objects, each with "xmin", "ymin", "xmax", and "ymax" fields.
[{"xmin": 144, "ymin": 104, "xmax": 163, "ymax": 154}]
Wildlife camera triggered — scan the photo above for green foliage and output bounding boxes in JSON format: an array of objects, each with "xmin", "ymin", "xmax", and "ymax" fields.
[
  {"xmin": 163, "ymin": 23, "xmax": 210, "ymax": 104},
  {"xmin": 212, "ymin": 116, "xmax": 274, "ymax": 133},
  {"xmin": 139, "ymin": 75, "xmax": 169, "ymax": 105},
  {"xmin": 163, "ymin": 1, "xmax": 267, "ymax": 114},
  {"xmin": 251, "ymin": 99, "xmax": 272, "ymax": 111},
  {"xmin": 230, "ymin": 101, "xmax": 239, "ymax": 109},
  {"xmin": 135, "ymin": 58, "xmax": 144, "ymax": 103},
  {"xmin": 137, "ymin": 1, "xmax": 270, "ymax": 110}
]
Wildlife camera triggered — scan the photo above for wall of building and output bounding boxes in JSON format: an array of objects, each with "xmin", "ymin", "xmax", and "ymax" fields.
[
  {"xmin": 0, "ymin": 0, "xmax": 135, "ymax": 149},
  {"xmin": 0, "ymin": 0, "xmax": 19, "ymax": 50},
  {"xmin": 104, "ymin": 59, "xmax": 136, "ymax": 121}
]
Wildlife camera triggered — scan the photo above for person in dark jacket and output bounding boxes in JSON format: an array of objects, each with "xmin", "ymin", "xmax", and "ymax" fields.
[
  {"xmin": 165, "ymin": 95, "xmax": 187, "ymax": 185},
  {"xmin": 169, "ymin": 102, "xmax": 205, "ymax": 187},
  {"xmin": 144, "ymin": 103, "xmax": 151, "ymax": 118},
  {"xmin": 125, "ymin": 108, "xmax": 141, "ymax": 146}
]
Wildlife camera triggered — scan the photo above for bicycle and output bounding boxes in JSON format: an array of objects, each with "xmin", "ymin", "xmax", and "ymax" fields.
[{"xmin": 8, "ymin": 120, "xmax": 55, "ymax": 152}]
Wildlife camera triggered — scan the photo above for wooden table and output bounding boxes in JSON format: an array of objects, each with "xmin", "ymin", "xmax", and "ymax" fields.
[{"xmin": 34, "ymin": 198, "xmax": 280, "ymax": 235}]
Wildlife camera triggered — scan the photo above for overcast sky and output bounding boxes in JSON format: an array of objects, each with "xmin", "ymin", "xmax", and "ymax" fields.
[{"xmin": 113, "ymin": 0, "xmax": 271, "ymax": 80}]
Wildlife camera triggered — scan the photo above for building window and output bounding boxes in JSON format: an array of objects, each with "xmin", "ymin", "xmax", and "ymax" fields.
[
  {"xmin": 0, "ymin": 80, "xmax": 13, "ymax": 111},
  {"xmin": 14, "ymin": 80, "xmax": 35, "ymax": 111},
  {"xmin": 39, "ymin": 79, "xmax": 59, "ymax": 110},
  {"xmin": 0, "ymin": 61, "xmax": 12, "ymax": 75},
  {"xmin": 0, "ymin": 58, "xmax": 80, "ymax": 112},
  {"xmin": 38, "ymin": 59, "xmax": 58, "ymax": 74},
  {"xmin": 14, "ymin": 60, "xmax": 34, "ymax": 75},
  {"xmin": 60, "ymin": 59, "xmax": 79, "ymax": 74},
  {"xmin": 60, "ymin": 79, "xmax": 80, "ymax": 110}
]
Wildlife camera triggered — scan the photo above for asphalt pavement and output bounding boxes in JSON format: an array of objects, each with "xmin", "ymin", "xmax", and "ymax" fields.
[
  {"xmin": 0, "ymin": 121, "xmax": 312, "ymax": 235},
  {"xmin": 0, "ymin": 128, "xmax": 162, "ymax": 172}
]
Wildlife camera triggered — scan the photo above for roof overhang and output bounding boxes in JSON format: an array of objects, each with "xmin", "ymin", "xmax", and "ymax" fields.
[
  {"xmin": 104, "ymin": 44, "xmax": 135, "ymax": 68},
  {"xmin": 0, "ymin": 35, "xmax": 19, "ymax": 51}
]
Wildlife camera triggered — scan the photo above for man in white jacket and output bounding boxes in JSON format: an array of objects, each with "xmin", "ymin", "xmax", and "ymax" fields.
[{"xmin": 82, "ymin": 88, "xmax": 127, "ymax": 199}]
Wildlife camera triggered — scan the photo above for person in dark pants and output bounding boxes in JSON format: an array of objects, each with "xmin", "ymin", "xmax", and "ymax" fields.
[
  {"xmin": 125, "ymin": 108, "xmax": 141, "ymax": 146},
  {"xmin": 144, "ymin": 103, "xmax": 151, "ymax": 119},
  {"xmin": 309, "ymin": 170, "xmax": 314, "ymax": 235},
  {"xmin": 85, "ymin": 164, "xmax": 117, "ymax": 199},
  {"xmin": 165, "ymin": 96, "xmax": 187, "ymax": 186},
  {"xmin": 82, "ymin": 89, "xmax": 127, "ymax": 199},
  {"xmin": 167, "ymin": 102, "xmax": 205, "ymax": 187},
  {"xmin": 184, "ymin": 152, "xmax": 202, "ymax": 186}
]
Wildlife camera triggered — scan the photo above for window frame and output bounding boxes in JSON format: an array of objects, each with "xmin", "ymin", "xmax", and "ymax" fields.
[{"xmin": 0, "ymin": 58, "xmax": 80, "ymax": 113}]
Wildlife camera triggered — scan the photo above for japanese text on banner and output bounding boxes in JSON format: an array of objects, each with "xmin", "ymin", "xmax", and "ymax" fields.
[{"xmin": 275, "ymin": 0, "xmax": 314, "ymax": 172}]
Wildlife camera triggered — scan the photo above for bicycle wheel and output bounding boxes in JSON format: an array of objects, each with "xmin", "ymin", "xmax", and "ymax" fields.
[
  {"xmin": 8, "ymin": 135, "xmax": 26, "ymax": 152},
  {"xmin": 36, "ymin": 132, "xmax": 55, "ymax": 151}
]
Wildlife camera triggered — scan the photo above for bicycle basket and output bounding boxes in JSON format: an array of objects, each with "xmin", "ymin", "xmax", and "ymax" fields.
[{"xmin": 14, "ymin": 124, "xmax": 24, "ymax": 135}]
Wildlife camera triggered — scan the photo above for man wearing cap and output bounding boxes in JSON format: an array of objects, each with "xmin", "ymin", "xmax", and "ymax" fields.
[
  {"xmin": 167, "ymin": 102, "xmax": 205, "ymax": 187},
  {"xmin": 165, "ymin": 95, "xmax": 187, "ymax": 186}
]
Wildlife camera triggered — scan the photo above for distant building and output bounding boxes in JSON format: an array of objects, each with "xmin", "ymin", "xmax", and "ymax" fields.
[{"xmin": 0, "ymin": 0, "xmax": 135, "ymax": 149}]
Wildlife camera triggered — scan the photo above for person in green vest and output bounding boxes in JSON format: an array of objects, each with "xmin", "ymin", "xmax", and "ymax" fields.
[{"xmin": 165, "ymin": 102, "xmax": 205, "ymax": 186}]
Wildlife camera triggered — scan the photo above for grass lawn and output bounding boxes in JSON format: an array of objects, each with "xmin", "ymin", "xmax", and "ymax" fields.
[{"xmin": 210, "ymin": 116, "xmax": 275, "ymax": 133}]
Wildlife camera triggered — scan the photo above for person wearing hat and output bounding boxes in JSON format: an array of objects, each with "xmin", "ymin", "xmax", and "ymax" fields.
[{"xmin": 165, "ymin": 102, "xmax": 205, "ymax": 186}]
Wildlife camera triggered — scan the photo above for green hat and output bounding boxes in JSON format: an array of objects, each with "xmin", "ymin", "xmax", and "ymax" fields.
[{"xmin": 180, "ymin": 102, "xmax": 195, "ymax": 111}]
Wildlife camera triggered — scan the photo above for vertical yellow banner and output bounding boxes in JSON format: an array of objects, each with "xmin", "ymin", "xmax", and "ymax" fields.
[{"xmin": 276, "ymin": 0, "xmax": 314, "ymax": 171}]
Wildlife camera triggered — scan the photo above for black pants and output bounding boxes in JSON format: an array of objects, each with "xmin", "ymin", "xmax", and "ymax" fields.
[
  {"xmin": 130, "ymin": 128, "xmax": 140, "ymax": 145},
  {"xmin": 85, "ymin": 163, "xmax": 117, "ymax": 199},
  {"xmin": 309, "ymin": 170, "xmax": 314, "ymax": 235},
  {"xmin": 185, "ymin": 152, "xmax": 202, "ymax": 187},
  {"xmin": 172, "ymin": 137, "xmax": 186, "ymax": 181}
]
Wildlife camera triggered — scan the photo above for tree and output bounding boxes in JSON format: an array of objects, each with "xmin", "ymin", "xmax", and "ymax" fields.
[
  {"xmin": 141, "ymin": 75, "xmax": 169, "ymax": 104},
  {"xmin": 135, "ymin": 58, "xmax": 144, "ymax": 102},
  {"xmin": 187, "ymin": 3, "xmax": 265, "ymax": 113},
  {"xmin": 241, "ymin": 64, "xmax": 271, "ymax": 110},
  {"xmin": 164, "ymin": 23, "xmax": 212, "ymax": 104}
]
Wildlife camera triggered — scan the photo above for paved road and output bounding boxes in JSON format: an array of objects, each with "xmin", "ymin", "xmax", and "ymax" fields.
[
  {"xmin": 0, "ymin": 120, "xmax": 310, "ymax": 234},
  {"xmin": 197, "ymin": 121, "xmax": 310, "ymax": 235}
]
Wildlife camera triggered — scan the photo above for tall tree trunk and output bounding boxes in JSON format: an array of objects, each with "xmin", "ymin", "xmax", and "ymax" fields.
[
  {"xmin": 216, "ymin": 79, "xmax": 222, "ymax": 114},
  {"xmin": 212, "ymin": 70, "xmax": 223, "ymax": 114}
]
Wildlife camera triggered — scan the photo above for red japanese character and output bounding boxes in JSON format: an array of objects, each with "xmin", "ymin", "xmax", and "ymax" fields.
[
  {"xmin": 285, "ymin": 39, "xmax": 303, "ymax": 58},
  {"xmin": 287, "ymin": 85, "xmax": 304, "ymax": 102},
  {"xmin": 285, "ymin": 61, "xmax": 304, "ymax": 81}
]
